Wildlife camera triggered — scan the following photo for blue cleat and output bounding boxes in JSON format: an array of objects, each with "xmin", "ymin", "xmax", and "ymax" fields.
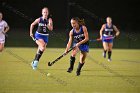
[{"xmin": 31, "ymin": 60, "xmax": 38, "ymax": 70}]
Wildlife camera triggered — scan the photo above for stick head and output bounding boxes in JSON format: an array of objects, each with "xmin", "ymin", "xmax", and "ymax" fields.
[{"xmin": 48, "ymin": 62, "xmax": 52, "ymax": 66}]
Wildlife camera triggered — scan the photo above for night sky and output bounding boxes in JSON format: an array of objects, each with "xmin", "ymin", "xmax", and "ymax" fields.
[{"xmin": 0, "ymin": 0, "xmax": 139, "ymax": 31}]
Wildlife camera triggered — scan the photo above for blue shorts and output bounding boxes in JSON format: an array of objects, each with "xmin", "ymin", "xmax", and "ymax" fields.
[
  {"xmin": 73, "ymin": 43, "xmax": 89, "ymax": 52},
  {"xmin": 102, "ymin": 36, "xmax": 113, "ymax": 43},
  {"xmin": 35, "ymin": 32, "xmax": 49, "ymax": 43}
]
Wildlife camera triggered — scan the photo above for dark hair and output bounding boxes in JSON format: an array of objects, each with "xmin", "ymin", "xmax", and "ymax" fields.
[
  {"xmin": 42, "ymin": 7, "xmax": 49, "ymax": 14},
  {"xmin": 71, "ymin": 17, "xmax": 85, "ymax": 26}
]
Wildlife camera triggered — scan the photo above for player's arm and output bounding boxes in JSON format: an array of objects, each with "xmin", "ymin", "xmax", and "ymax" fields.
[
  {"xmin": 100, "ymin": 24, "xmax": 105, "ymax": 39},
  {"xmin": 2, "ymin": 22, "xmax": 10, "ymax": 34},
  {"xmin": 4, "ymin": 26, "xmax": 9, "ymax": 33},
  {"xmin": 65, "ymin": 30, "xmax": 73, "ymax": 53},
  {"xmin": 47, "ymin": 18, "xmax": 53, "ymax": 31},
  {"xmin": 76, "ymin": 26, "xmax": 89, "ymax": 47},
  {"xmin": 113, "ymin": 25, "xmax": 120, "ymax": 37},
  {"xmin": 30, "ymin": 18, "xmax": 40, "ymax": 37}
]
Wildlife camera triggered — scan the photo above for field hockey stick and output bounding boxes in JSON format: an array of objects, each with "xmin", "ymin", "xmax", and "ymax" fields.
[
  {"xmin": 90, "ymin": 36, "xmax": 115, "ymax": 42},
  {"xmin": 105, "ymin": 36, "xmax": 115, "ymax": 39},
  {"xmin": 89, "ymin": 38, "xmax": 101, "ymax": 42},
  {"xmin": 48, "ymin": 47, "xmax": 75, "ymax": 66},
  {"xmin": 31, "ymin": 36, "xmax": 36, "ymax": 41}
]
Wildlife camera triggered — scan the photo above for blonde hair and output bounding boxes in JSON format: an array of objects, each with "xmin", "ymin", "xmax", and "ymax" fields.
[{"xmin": 106, "ymin": 16, "xmax": 112, "ymax": 21}]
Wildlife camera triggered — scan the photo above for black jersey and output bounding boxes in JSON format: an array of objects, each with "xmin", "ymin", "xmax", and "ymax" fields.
[
  {"xmin": 73, "ymin": 26, "xmax": 89, "ymax": 45},
  {"xmin": 37, "ymin": 17, "xmax": 49, "ymax": 35},
  {"xmin": 103, "ymin": 24, "xmax": 114, "ymax": 36}
]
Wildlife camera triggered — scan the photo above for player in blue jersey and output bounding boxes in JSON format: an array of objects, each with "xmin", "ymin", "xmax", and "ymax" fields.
[
  {"xmin": 100, "ymin": 17, "xmax": 120, "ymax": 61},
  {"xmin": 30, "ymin": 7, "xmax": 53, "ymax": 70},
  {"xmin": 65, "ymin": 17, "xmax": 89, "ymax": 76}
]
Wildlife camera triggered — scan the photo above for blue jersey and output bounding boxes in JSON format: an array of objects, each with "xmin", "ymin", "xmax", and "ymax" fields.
[
  {"xmin": 37, "ymin": 17, "xmax": 49, "ymax": 35},
  {"xmin": 102, "ymin": 24, "xmax": 114, "ymax": 43},
  {"xmin": 73, "ymin": 26, "xmax": 89, "ymax": 45},
  {"xmin": 103, "ymin": 24, "xmax": 114, "ymax": 36}
]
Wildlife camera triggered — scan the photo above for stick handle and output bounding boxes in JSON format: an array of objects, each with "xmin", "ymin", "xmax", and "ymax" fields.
[
  {"xmin": 90, "ymin": 36, "xmax": 115, "ymax": 42},
  {"xmin": 89, "ymin": 38, "xmax": 101, "ymax": 42},
  {"xmin": 31, "ymin": 36, "xmax": 36, "ymax": 41},
  {"xmin": 104, "ymin": 36, "xmax": 115, "ymax": 40}
]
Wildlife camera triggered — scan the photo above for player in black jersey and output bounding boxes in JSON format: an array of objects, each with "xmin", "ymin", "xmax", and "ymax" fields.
[
  {"xmin": 100, "ymin": 17, "xmax": 120, "ymax": 61},
  {"xmin": 30, "ymin": 7, "xmax": 53, "ymax": 70},
  {"xmin": 65, "ymin": 17, "xmax": 89, "ymax": 76}
]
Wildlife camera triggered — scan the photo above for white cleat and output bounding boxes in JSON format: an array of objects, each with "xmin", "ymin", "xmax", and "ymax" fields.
[
  {"xmin": 108, "ymin": 59, "xmax": 112, "ymax": 62},
  {"xmin": 31, "ymin": 60, "xmax": 38, "ymax": 70}
]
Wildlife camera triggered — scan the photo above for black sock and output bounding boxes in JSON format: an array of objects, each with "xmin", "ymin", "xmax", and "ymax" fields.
[
  {"xmin": 69, "ymin": 56, "xmax": 75, "ymax": 69},
  {"xmin": 34, "ymin": 49, "xmax": 43, "ymax": 61},
  {"xmin": 104, "ymin": 50, "xmax": 107, "ymax": 54},
  {"xmin": 77, "ymin": 62, "xmax": 84, "ymax": 72},
  {"xmin": 108, "ymin": 51, "xmax": 112, "ymax": 59}
]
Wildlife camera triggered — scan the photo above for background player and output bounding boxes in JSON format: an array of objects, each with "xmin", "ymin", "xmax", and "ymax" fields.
[
  {"xmin": 0, "ymin": 12, "xmax": 10, "ymax": 52},
  {"xmin": 30, "ymin": 7, "xmax": 53, "ymax": 70},
  {"xmin": 100, "ymin": 17, "xmax": 120, "ymax": 61},
  {"xmin": 65, "ymin": 17, "xmax": 89, "ymax": 76}
]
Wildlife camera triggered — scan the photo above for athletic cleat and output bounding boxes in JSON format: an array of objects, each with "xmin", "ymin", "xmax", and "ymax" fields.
[
  {"xmin": 31, "ymin": 60, "xmax": 38, "ymax": 70},
  {"xmin": 76, "ymin": 71, "xmax": 81, "ymax": 76},
  {"xmin": 67, "ymin": 68, "xmax": 73, "ymax": 73},
  {"xmin": 108, "ymin": 58, "xmax": 112, "ymax": 62},
  {"xmin": 31, "ymin": 62, "xmax": 36, "ymax": 70},
  {"xmin": 102, "ymin": 52, "xmax": 106, "ymax": 58}
]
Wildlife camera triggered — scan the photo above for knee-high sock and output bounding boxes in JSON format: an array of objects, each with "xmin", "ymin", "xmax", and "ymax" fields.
[
  {"xmin": 104, "ymin": 50, "xmax": 107, "ymax": 54},
  {"xmin": 77, "ymin": 62, "xmax": 84, "ymax": 72},
  {"xmin": 34, "ymin": 49, "xmax": 43, "ymax": 61},
  {"xmin": 69, "ymin": 56, "xmax": 75, "ymax": 69},
  {"xmin": 108, "ymin": 51, "xmax": 112, "ymax": 59}
]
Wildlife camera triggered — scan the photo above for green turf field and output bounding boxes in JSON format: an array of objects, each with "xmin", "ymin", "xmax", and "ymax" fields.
[{"xmin": 0, "ymin": 48, "xmax": 140, "ymax": 93}]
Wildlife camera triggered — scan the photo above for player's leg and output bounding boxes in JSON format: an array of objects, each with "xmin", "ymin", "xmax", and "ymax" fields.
[
  {"xmin": 31, "ymin": 39, "xmax": 47, "ymax": 69},
  {"xmin": 76, "ymin": 51, "xmax": 87, "ymax": 76},
  {"xmin": 0, "ymin": 43, "xmax": 4, "ymax": 52},
  {"xmin": 76, "ymin": 44, "xmax": 89, "ymax": 76},
  {"xmin": 108, "ymin": 43, "xmax": 113, "ymax": 61},
  {"xmin": 31, "ymin": 32, "xmax": 49, "ymax": 70},
  {"xmin": 0, "ymin": 34, "xmax": 5, "ymax": 52},
  {"xmin": 35, "ymin": 39, "xmax": 47, "ymax": 61},
  {"xmin": 102, "ymin": 42, "xmax": 108, "ymax": 58},
  {"xmin": 67, "ymin": 47, "xmax": 79, "ymax": 73}
]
